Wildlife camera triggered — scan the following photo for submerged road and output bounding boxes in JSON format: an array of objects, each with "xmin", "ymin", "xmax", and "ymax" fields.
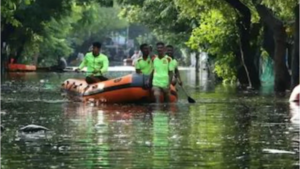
[{"xmin": 1, "ymin": 69, "xmax": 298, "ymax": 169}]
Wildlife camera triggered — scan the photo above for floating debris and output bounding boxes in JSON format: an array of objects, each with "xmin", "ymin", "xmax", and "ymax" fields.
[
  {"xmin": 263, "ymin": 148, "xmax": 296, "ymax": 154},
  {"xmin": 19, "ymin": 124, "xmax": 49, "ymax": 133}
]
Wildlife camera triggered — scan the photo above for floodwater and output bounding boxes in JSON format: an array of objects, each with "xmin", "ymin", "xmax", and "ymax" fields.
[{"xmin": 1, "ymin": 68, "xmax": 299, "ymax": 169}]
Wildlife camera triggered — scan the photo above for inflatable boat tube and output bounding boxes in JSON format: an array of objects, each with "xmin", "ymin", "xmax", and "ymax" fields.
[
  {"xmin": 61, "ymin": 74, "xmax": 178, "ymax": 103},
  {"xmin": 7, "ymin": 64, "xmax": 36, "ymax": 71},
  {"xmin": 290, "ymin": 84, "xmax": 300, "ymax": 103}
]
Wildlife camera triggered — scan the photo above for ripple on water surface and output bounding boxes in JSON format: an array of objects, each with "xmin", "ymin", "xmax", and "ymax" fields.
[{"xmin": 1, "ymin": 71, "xmax": 298, "ymax": 169}]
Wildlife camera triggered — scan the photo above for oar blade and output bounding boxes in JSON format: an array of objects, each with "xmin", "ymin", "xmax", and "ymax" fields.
[{"xmin": 188, "ymin": 96, "xmax": 196, "ymax": 103}]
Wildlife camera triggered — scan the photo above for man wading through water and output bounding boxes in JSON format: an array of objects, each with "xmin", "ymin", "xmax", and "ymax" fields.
[
  {"xmin": 166, "ymin": 45, "xmax": 183, "ymax": 86},
  {"xmin": 75, "ymin": 42, "xmax": 109, "ymax": 84},
  {"xmin": 149, "ymin": 42, "xmax": 173, "ymax": 103}
]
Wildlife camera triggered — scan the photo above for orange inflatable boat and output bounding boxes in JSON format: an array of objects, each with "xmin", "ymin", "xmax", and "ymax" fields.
[
  {"xmin": 61, "ymin": 74, "xmax": 178, "ymax": 103},
  {"xmin": 7, "ymin": 64, "xmax": 36, "ymax": 71}
]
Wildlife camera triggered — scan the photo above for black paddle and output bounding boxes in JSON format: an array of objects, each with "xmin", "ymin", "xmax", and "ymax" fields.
[{"xmin": 177, "ymin": 79, "xmax": 196, "ymax": 103}]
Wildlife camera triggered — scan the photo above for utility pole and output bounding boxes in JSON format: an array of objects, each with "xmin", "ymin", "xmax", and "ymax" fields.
[{"xmin": 126, "ymin": 25, "xmax": 129, "ymax": 49}]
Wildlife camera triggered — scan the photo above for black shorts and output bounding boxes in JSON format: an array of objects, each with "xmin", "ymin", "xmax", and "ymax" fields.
[{"xmin": 85, "ymin": 76, "xmax": 108, "ymax": 84}]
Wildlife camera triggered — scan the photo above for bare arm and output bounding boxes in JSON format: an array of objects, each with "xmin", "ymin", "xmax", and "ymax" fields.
[
  {"xmin": 149, "ymin": 70, "xmax": 154, "ymax": 86},
  {"xmin": 78, "ymin": 56, "xmax": 87, "ymax": 70},
  {"xmin": 168, "ymin": 71, "xmax": 173, "ymax": 86},
  {"xmin": 100, "ymin": 56, "xmax": 109, "ymax": 74},
  {"xmin": 135, "ymin": 61, "xmax": 142, "ymax": 74}
]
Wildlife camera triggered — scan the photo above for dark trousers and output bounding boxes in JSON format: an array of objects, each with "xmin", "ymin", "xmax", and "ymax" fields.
[
  {"xmin": 85, "ymin": 76, "xmax": 108, "ymax": 84},
  {"xmin": 50, "ymin": 65, "xmax": 65, "ymax": 72}
]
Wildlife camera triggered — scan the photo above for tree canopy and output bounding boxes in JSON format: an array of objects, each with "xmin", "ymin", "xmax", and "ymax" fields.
[
  {"xmin": 1, "ymin": 0, "xmax": 126, "ymax": 66},
  {"xmin": 1, "ymin": 0, "xmax": 298, "ymax": 91}
]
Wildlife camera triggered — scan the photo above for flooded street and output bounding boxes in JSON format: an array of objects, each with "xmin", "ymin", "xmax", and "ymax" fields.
[{"xmin": 1, "ymin": 69, "xmax": 299, "ymax": 169}]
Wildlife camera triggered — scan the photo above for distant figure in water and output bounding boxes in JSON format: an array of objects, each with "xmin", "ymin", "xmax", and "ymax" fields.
[
  {"xmin": 131, "ymin": 50, "xmax": 141, "ymax": 66},
  {"xmin": 58, "ymin": 57, "xmax": 67, "ymax": 70},
  {"xmin": 77, "ymin": 53, "xmax": 84, "ymax": 63},
  {"xmin": 50, "ymin": 57, "xmax": 67, "ymax": 72}
]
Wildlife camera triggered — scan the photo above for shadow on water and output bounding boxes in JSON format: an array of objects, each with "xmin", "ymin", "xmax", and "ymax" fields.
[{"xmin": 1, "ymin": 69, "xmax": 299, "ymax": 169}]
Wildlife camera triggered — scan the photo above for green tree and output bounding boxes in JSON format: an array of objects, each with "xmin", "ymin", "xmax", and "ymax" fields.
[
  {"xmin": 176, "ymin": 0, "xmax": 299, "ymax": 91},
  {"xmin": 252, "ymin": 0, "xmax": 299, "ymax": 91},
  {"xmin": 70, "ymin": 4, "xmax": 128, "ymax": 53},
  {"xmin": 1, "ymin": 0, "xmax": 118, "ymax": 64},
  {"xmin": 118, "ymin": 0, "xmax": 195, "ymax": 57},
  {"xmin": 1, "ymin": 0, "xmax": 128, "ymax": 67},
  {"xmin": 1, "ymin": 0, "xmax": 75, "ymax": 62}
]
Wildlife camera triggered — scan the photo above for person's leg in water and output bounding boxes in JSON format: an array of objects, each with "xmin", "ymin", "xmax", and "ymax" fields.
[
  {"xmin": 162, "ymin": 87, "xmax": 170, "ymax": 103},
  {"xmin": 171, "ymin": 75, "xmax": 177, "ymax": 86},
  {"xmin": 152, "ymin": 86, "xmax": 161, "ymax": 104}
]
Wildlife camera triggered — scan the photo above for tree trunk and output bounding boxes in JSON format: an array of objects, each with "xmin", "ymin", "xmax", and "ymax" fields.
[
  {"xmin": 14, "ymin": 45, "xmax": 25, "ymax": 63},
  {"xmin": 286, "ymin": 43, "xmax": 292, "ymax": 71},
  {"xmin": 78, "ymin": 38, "xmax": 95, "ymax": 53},
  {"xmin": 180, "ymin": 48, "xmax": 192, "ymax": 66},
  {"xmin": 195, "ymin": 51, "xmax": 200, "ymax": 73},
  {"xmin": 1, "ymin": 25, "xmax": 13, "ymax": 70},
  {"xmin": 255, "ymin": 4, "xmax": 291, "ymax": 92},
  {"xmin": 195, "ymin": 71, "xmax": 200, "ymax": 87},
  {"xmin": 33, "ymin": 53, "xmax": 39, "ymax": 66},
  {"xmin": 225, "ymin": 0, "xmax": 261, "ymax": 88},
  {"xmin": 291, "ymin": 4, "xmax": 299, "ymax": 89},
  {"xmin": 273, "ymin": 28, "xmax": 289, "ymax": 91},
  {"xmin": 234, "ymin": 46, "xmax": 248, "ymax": 86},
  {"xmin": 251, "ymin": 22, "xmax": 263, "ymax": 70},
  {"xmin": 262, "ymin": 24, "xmax": 275, "ymax": 60}
]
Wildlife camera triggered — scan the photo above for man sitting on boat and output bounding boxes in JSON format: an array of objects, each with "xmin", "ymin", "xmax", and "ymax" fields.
[
  {"xmin": 149, "ymin": 42, "xmax": 173, "ymax": 103},
  {"xmin": 166, "ymin": 45, "xmax": 183, "ymax": 86},
  {"xmin": 135, "ymin": 43, "xmax": 153, "ymax": 75},
  {"xmin": 75, "ymin": 42, "xmax": 109, "ymax": 84}
]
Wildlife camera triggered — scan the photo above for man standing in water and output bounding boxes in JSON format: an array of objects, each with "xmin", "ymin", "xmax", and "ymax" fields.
[
  {"xmin": 149, "ymin": 42, "xmax": 173, "ymax": 103},
  {"xmin": 166, "ymin": 45, "xmax": 183, "ymax": 86},
  {"xmin": 135, "ymin": 43, "xmax": 153, "ymax": 75},
  {"xmin": 75, "ymin": 42, "xmax": 109, "ymax": 84},
  {"xmin": 49, "ymin": 56, "xmax": 67, "ymax": 72}
]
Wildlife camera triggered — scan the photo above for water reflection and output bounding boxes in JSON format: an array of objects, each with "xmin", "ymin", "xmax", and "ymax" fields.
[
  {"xmin": 290, "ymin": 101, "xmax": 300, "ymax": 126},
  {"xmin": 60, "ymin": 102, "xmax": 182, "ymax": 169},
  {"xmin": 2, "ymin": 101, "xmax": 298, "ymax": 169},
  {"xmin": 289, "ymin": 101, "xmax": 300, "ymax": 164},
  {"xmin": 1, "ymin": 71, "xmax": 299, "ymax": 169}
]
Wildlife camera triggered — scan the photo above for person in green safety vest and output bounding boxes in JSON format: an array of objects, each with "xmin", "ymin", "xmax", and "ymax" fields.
[
  {"xmin": 135, "ymin": 43, "xmax": 153, "ymax": 75},
  {"xmin": 149, "ymin": 42, "xmax": 173, "ymax": 103},
  {"xmin": 75, "ymin": 42, "xmax": 109, "ymax": 84},
  {"xmin": 166, "ymin": 45, "xmax": 183, "ymax": 86}
]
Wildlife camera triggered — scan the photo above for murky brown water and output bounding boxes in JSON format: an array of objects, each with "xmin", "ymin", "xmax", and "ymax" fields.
[{"xmin": 1, "ymin": 69, "xmax": 299, "ymax": 169}]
